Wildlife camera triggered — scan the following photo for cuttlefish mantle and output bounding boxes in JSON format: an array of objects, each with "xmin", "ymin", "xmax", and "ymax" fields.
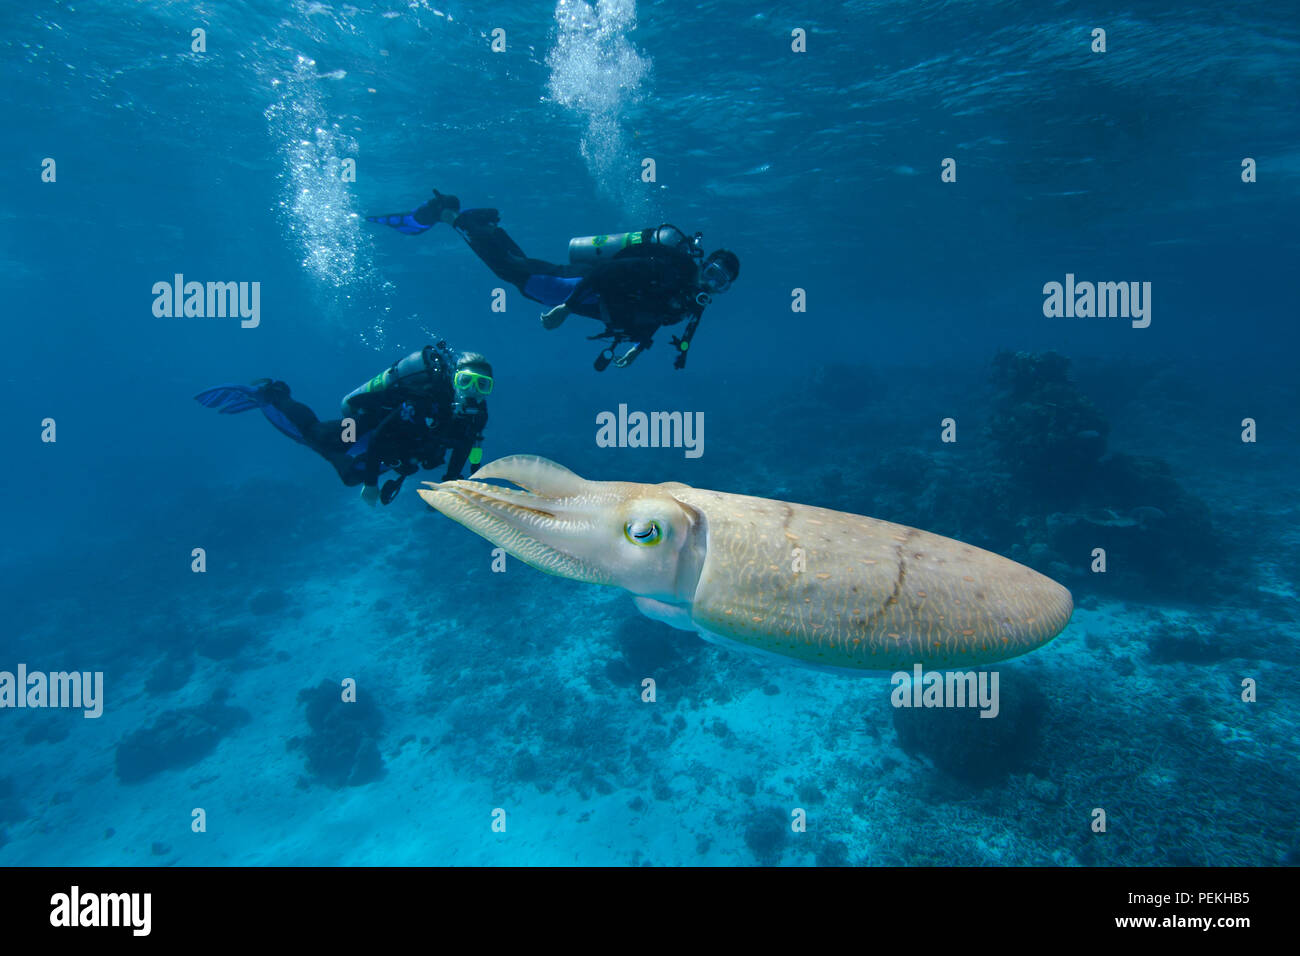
[{"xmin": 418, "ymin": 455, "xmax": 1072, "ymax": 672}]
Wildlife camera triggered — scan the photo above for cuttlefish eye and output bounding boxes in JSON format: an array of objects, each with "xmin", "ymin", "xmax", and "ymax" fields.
[{"xmin": 624, "ymin": 519, "xmax": 663, "ymax": 546}]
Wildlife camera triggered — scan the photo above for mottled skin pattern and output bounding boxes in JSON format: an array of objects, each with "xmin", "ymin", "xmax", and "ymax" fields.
[
  {"xmin": 419, "ymin": 455, "xmax": 1072, "ymax": 673},
  {"xmin": 672, "ymin": 488, "xmax": 1073, "ymax": 670}
]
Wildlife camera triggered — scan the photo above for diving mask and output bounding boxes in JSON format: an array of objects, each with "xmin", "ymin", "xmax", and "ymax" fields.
[
  {"xmin": 700, "ymin": 259, "xmax": 733, "ymax": 294},
  {"xmin": 453, "ymin": 369, "xmax": 494, "ymax": 395}
]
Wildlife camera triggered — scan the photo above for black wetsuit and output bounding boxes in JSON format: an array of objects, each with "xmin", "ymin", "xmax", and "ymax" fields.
[
  {"xmin": 453, "ymin": 209, "xmax": 706, "ymax": 362},
  {"xmin": 268, "ymin": 382, "xmax": 486, "ymax": 499}
]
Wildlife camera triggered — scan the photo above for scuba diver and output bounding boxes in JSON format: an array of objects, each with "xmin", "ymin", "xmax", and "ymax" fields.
[
  {"xmin": 367, "ymin": 190, "xmax": 740, "ymax": 371},
  {"xmin": 194, "ymin": 343, "xmax": 492, "ymax": 506}
]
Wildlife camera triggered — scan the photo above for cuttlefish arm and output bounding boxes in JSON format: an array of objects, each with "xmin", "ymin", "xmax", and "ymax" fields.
[{"xmin": 418, "ymin": 455, "xmax": 1072, "ymax": 672}]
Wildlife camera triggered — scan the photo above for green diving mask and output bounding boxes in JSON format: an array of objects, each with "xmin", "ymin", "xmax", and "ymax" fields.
[{"xmin": 454, "ymin": 369, "xmax": 494, "ymax": 395}]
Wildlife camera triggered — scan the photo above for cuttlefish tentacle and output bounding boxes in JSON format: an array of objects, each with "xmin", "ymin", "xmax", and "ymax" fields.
[{"xmin": 418, "ymin": 456, "xmax": 1072, "ymax": 672}]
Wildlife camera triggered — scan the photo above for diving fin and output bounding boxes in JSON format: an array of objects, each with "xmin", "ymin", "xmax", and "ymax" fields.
[
  {"xmin": 194, "ymin": 383, "xmax": 269, "ymax": 414},
  {"xmin": 194, "ymin": 381, "xmax": 307, "ymax": 446},
  {"xmin": 380, "ymin": 476, "xmax": 405, "ymax": 505},
  {"xmin": 365, "ymin": 212, "xmax": 431, "ymax": 236},
  {"xmin": 367, "ymin": 190, "xmax": 461, "ymax": 235}
]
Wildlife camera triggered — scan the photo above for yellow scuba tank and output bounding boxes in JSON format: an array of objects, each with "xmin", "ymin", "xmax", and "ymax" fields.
[
  {"xmin": 340, "ymin": 344, "xmax": 452, "ymax": 416},
  {"xmin": 568, "ymin": 224, "xmax": 702, "ymax": 264}
]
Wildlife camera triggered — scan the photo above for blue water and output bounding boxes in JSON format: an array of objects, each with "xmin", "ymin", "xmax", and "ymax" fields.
[{"xmin": 2, "ymin": 0, "xmax": 1297, "ymax": 866}]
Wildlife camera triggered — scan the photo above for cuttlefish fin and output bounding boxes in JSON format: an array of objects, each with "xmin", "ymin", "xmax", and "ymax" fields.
[{"xmin": 468, "ymin": 454, "xmax": 589, "ymax": 497}]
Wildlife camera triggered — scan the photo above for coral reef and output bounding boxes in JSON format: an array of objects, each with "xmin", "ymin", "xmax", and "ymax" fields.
[
  {"xmin": 0, "ymin": 776, "xmax": 26, "ymax": 850},
  {"xmin": 144, "ymin": 652, "xmax": 194, "ymax": 694},
  {"xmin": 288, "ymin": 680, "xmax": 385, "ymax": 788},
  {"xmin": 115, "ymin": 691, "xmax": 251, "ymax": 783},
  {"xmin": 988, "ymin": 351, "xmax": 1220, "ymax": 596},
  {"xmin": 603, "ymin": 617, "xmax": 702, "ymax": 687},
  {"xmin": 892, "ymin": 668, "xmax": 1048, "ymax": 786},
  {"xmin": 743, "ymin": 809, "xmax": 790, "ymax": 866},
  {"xmin": 989, "ymin": 349, "xmax": 1110, "ymax": 503},
  {"xmin": 194, "ymin": 624, "xmax": 261, "ymax": 662},
  {"xmin": 249, "ymin": 589, "xmax": 290, "ymax": 616}
]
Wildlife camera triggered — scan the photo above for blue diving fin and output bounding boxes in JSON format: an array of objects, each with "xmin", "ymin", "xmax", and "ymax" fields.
[
  {"xmin": 365, "ymin": 211, "xmax": 431, "ymax": 236},
  {"xmin": 367, "ymin": 190, "xmax": 460, "ymax": 236},
  {"xmin": 194, "ymin": 384, "xmax": 266, "ymax": 414},
  {"xmin": 193, "ymin": 383, "xmax": 307, "ymax": 445}
]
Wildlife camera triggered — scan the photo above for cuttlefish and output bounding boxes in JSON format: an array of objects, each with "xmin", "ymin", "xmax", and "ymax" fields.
[{"xmin": 418, "ymin": 456, "xmax": 1072, "ymax": 672}]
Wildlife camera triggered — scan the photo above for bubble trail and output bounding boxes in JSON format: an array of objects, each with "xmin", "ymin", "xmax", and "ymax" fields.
[{"xmin": 546, "ymin": 0, "xmax": 652, "ymax": 218}]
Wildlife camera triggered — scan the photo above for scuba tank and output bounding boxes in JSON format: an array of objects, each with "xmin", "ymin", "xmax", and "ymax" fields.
[
  {"xmin": 568, "ymin": 224, "xmax": 703, "ymax": 264},
  {"xmin": 340, "ymin": 342, "xmax": 454, "ymax": 416}
]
